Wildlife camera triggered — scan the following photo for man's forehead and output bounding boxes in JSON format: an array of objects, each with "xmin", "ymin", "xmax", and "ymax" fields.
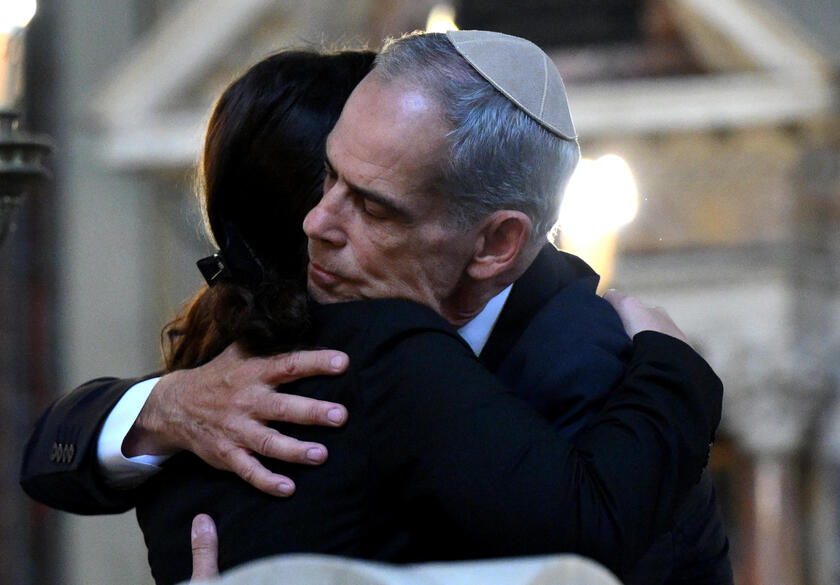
[
  {"xmin": 399, "ymin": 91, "xmax": 434, "ymax": 115},
  {"xmin": 327, "ymin": 79, "xmax": 448, "ymax": 174},
  {"xmin": 324, "ymin": 111, "xmax": 450, "ymax": 221},
  {"xmin": 341, "ymin": 74, "xmax": 442, "ymax": 128}
]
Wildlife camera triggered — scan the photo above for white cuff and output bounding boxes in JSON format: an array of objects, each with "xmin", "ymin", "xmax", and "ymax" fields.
[{"xmin": 97, "ymin": 377, "xmax": 171, "ymax": 489}]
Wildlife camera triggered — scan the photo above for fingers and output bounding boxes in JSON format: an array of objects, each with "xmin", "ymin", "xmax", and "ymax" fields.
[
  {"xmin": 603, "ymin": 289, "xmax": 690, "ymax": 344},
  {"xmin": 142, "ymin": 344, "xmax": 352, "ymax": 499},
  {"xmin": 258, "ymin": 391, "xmax": 348, "ymax": 427},
  {"xmin": 225, "ymin": 448, "xmax": 297, "ymax": 497},
  {"xmin": 256, "ymin": 349, "xmax": 349, "ymax": 385},
  {"xmin": 603, "ymin": 289, "xmax": 638, "ymax": 337},
  {"xmin": 602, "ymin": 289, "xmax": 635, "ymax": 312},
  {"xmin": 191, "ymin": 514, "xmax": 219, "ymax": 582},
  {"xmin": 239, "ymin": 423, "xmax": 328, "ymax": 465}
]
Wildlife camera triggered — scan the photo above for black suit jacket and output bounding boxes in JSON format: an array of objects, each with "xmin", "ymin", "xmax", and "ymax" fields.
[
  {"xmin": 482, "ymin": 246, "xmax": 733, "ymax": 585},
  {"xmin": 20, "ymin": 375, "xmax": 150, "ymax": 513},
  {"xmin": 20, "ymin": 247, "xmax": 726, "ymax": 583},
  {"xmin": 20, "ymin": 247, "xmax": 615, "ymax": 513},
  {"xmin": 19, "ymin": 249, "xmax": 601, "ymax": 514},
  {"xmin": 134, "ymin": 298, "xmax": 719, "ymax": 584}
]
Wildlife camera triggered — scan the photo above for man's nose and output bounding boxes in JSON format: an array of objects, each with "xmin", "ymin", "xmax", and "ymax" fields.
[{"xmin": 303, "ymin": 188, "xmax": 346, "ymax": 247}]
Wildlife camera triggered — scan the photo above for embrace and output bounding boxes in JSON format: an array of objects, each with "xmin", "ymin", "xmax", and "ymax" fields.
[{"xmin": 22, "ymin": 30, "xmax": 731, "ymax": 585}]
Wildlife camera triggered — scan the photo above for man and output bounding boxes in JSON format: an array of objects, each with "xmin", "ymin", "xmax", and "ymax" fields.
[{"xmin": 21, "ymin": 31, "xmax": 730, "ymax": 583}]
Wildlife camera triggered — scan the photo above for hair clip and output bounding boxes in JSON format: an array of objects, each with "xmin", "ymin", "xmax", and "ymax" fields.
[
  {"xmin": 196, "ymin": 221, "xmax": 264, "ymax": 287},
  {"xmin": 197, "ymin": 253, "xmax": 232, "ymax": 287}
]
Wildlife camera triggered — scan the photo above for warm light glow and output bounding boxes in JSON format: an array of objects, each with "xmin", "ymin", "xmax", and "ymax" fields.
[
  {"xmin": 553, "ymin": 154, "xmax": 639, "ymax": 291},
  {"xmin": 425, "ymin": 3, "xmax": 458, "ymax": 32},
  {"xmin": 557, "ymin": 154, "xmax": 639, "ymax": 243},
  {"xmin": 0, "ymin": 0, "xmax": 37, "ymax": 34}
]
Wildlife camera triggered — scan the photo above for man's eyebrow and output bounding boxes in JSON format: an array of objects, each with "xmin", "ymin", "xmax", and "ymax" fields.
[
  {"xmin": 352, "ymin": 184, "xmax": 411, "ymax": 219},
  {"xmin": 324, "ymin": 153, "xmax": 411, "ymax": 220}
]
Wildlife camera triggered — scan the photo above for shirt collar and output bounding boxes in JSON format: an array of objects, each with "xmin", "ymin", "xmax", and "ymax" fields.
[{"xmin": 457, "ymin": 285, "xmax": 513, "ymax": 356}]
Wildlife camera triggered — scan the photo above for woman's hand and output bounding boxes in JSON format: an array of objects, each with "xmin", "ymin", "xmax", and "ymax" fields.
[
  {"xmin": 603, "ymin": 289, "xmax": 690, "ymax": 345},
  {"xmin": 190, "ymin": 514, "xmax": 219, "ymax": 582}
]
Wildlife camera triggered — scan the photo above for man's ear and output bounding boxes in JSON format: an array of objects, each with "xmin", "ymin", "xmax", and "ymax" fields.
[{"xmin": 466, "ymin": 211, "xmax": 532, "ymax": 281}]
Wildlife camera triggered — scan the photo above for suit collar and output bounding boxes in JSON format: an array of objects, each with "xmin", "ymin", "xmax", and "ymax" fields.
[
  {"xmin": 458, "ymin": 284, "xmax": 513, "ymax": 356},
  {"xmin": 478, "ymin": 244, "xmax": 600, "ymax": 371}
]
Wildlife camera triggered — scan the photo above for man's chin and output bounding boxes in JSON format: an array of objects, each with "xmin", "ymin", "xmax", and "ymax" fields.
[
  {"xmin": 307, "ymin": 283, "xmax": 356, "ymax": 305},
  {"xmin": 307, "ymin": 284, "xmax": 335, "ymax": 304}
]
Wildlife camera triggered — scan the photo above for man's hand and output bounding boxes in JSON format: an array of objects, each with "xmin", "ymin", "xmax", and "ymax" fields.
[
  {"xmin": 123, "ymin": 343, "xmax": 349, "ymax": 496},
  {"xmin": 603, "ymin": 289, "xmax": 690, "ymax": 345},
  {"xmin": 190, "ymin": 514, "xmax": 219, "ymax": 582}
]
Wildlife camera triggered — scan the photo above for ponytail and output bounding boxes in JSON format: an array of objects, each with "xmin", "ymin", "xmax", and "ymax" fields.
[{"xmin": 162, "ymin": 271, "xmax": 312, "ymax": 371}]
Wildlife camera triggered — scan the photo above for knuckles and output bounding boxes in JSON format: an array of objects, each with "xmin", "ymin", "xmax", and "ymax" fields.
[
  {"xmin": 307, "ymin": 404, "xmax": 325, "ymax": 424},
  {"xmin": 276, "ymin": 353, "xmax": 301, "ymax": 379},
  {"xmin": 269, "ymin": 396, "xmax": 290, "ymax": 420},
  {"xmin": 238, "ymin": 462, "xmax": 258, "ymax": 484},
  {"xmin": 215, "ymin": 440, "xmax": 239, "ymax": 464},
  {"xmin": 259, "ymin": 433, "xmax": 279, "ymax": 457}
]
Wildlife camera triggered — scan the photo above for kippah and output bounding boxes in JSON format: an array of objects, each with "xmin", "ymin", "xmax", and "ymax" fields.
[{"xmin": 446, "ymin": 30, "xmax": 577, "ymax": 141}]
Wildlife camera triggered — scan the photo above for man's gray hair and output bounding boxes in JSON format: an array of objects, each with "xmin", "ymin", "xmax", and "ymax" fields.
[{"xmin": 373, "ymin": 32, "xmax": 580, "ymax": 245}]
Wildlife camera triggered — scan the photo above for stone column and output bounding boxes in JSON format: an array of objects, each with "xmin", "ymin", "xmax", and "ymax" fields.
[
  {"xmin": 790, "ymin": 138, "xmax": 840, "ymax": 585},
  {"xmin": 725, "ymin": 357, "xmax": 831, "ymax": 585},
  {"xmin": 737, "ymin": 451, "xmax": 804, "ymax": 585}
]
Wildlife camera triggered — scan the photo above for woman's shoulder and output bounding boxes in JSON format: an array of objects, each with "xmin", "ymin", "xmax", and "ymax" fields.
[{"xmin": 311, "ymin": 298, "xmax": 470, "ymax": 360}]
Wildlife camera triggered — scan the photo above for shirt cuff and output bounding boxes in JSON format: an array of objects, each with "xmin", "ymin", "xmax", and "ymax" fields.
[{"xmin": 97, "ymin": 377, "xmax": 171, "ymax": 488}]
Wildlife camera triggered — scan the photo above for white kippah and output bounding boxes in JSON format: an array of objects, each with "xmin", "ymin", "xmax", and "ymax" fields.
[{"xmin": 446, "ymin": 30, "xmax": 577, "ymax": 141}]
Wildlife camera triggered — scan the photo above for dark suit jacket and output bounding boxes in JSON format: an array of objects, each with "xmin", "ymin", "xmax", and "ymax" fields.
[
  {"xmin": 20, "ymin": 247, "xmax": 726, "ymax": 584},
  {"xmin": 20, "ymin": 375, "xmax": 151, "ymax": 513},
  {"xmin": 483, "ymin": 246, "xmax": 733, "ymax": 585},
  {"xmin": 134, "ymin": 298, "xmax": 719, "ymax": 584}
]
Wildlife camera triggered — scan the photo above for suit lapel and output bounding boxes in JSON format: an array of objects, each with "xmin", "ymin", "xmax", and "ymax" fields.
[{"xmin": 478, "ymin": 244, "xmax": 600, "ymax": 372}]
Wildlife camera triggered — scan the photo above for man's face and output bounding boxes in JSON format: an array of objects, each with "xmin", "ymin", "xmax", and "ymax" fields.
[{"xmin": 303, "ymin": 75, "xmax": 474, "ymax": 320}]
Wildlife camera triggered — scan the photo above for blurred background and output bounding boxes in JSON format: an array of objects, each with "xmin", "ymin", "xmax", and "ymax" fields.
[{"xmin": 2, "ymin": 0, "xmax": 839, "ymax": 583}]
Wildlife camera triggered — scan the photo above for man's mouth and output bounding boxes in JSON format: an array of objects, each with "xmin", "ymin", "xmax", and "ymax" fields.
[{"xmin": 308, "ymin": 261, "xmax": 341, "ymax": 289}]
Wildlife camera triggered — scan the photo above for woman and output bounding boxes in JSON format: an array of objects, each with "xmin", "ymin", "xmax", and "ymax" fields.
[{"xmin": 132, "ymin": 49, "xmax": 719, "ymax": 584}]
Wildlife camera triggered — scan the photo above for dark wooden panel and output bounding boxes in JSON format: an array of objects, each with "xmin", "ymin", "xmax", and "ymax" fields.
[{"xmin": 457, "ymin": 0, "xmax": 644, "ymax": 48}]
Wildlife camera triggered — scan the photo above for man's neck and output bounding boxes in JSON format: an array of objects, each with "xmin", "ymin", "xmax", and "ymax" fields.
[
  {"xmin": 441, "ymin": 241, "xmax": 539, "ymax": 327},
  {"xmin": 442, "ymin": 281, "xmax": 514, "ymax": 328},
  {"xmin": 457, "ymin": 285, "xmax": 513, "ymax": 355}
]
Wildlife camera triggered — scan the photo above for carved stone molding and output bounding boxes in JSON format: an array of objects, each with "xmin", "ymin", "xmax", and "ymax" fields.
[
  {"xmin": 721, "ymin": 345, "xmax": 833, "ymax": 454},
  {"xmin": 614, "ymin": 248, "xmax": 840, "ymax": 455}
]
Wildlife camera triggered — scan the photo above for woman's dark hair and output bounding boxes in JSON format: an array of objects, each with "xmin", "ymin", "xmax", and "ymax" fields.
[{"xmin": 163, "ymin": 49, "xmax": 376, "ymax": 371}]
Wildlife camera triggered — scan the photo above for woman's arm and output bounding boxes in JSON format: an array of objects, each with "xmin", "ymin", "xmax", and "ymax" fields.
[{"xmin": 365, "ymin": 327, "xmax": 720, "ymax": 579}]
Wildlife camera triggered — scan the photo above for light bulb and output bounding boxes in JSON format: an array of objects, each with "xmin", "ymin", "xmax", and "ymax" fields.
[
  {"xmin": 426, "ymin": 4, "xmax": 458, "ymax": 33},
  {"xmin": 557, "ymin": 154, "xmax": 639, "ymax": 242},
  {"xmin": 0, "ymin": 0, "xmax": 37, "ymax": 34}
]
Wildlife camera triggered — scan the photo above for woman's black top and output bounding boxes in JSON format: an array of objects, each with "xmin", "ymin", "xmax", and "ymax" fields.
[{"xmin": 136, "ymin": 298, "xmax": 721, "ymax": 585}]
